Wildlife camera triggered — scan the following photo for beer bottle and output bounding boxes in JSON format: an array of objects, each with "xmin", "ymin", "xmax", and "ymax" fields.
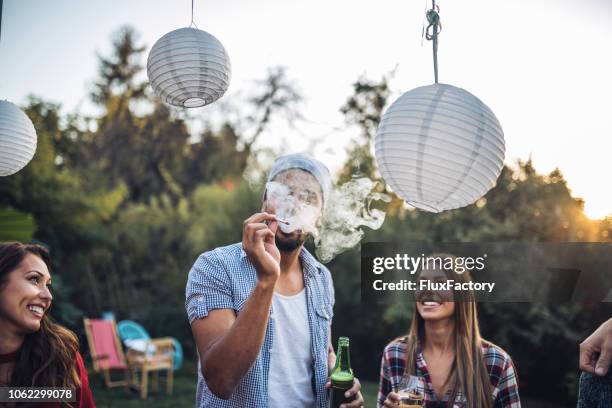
[{"xmin": 330, "ymin": 336, "xmax": 354, "ymax": 408}]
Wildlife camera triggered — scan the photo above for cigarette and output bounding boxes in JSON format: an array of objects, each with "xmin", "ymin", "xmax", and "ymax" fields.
[{"xmin": 274, "ymin": 217, "xmax": 290, "ymax": 225}]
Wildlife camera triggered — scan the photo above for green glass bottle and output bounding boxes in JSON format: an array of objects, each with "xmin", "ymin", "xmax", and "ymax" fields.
[{"xmin": 330, "ymin": 337, "xmax": 354, "ymax": 408}]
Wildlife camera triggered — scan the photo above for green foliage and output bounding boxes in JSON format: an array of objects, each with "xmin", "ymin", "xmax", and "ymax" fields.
[
  {"xmin": 183, "ymin": 124, "xmax": 249, "ymax": 193},
  {"xmin": 0, "ymin": 206, "xmax": 35, "ymax": 242}
]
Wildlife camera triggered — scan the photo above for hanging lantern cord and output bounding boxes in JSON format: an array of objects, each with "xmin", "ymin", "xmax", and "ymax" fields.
[
  {"xmin": 425, "ymin": 0, "xmax": 442, "ymax": 83},
  {"xmin": 0, "ymin": 0, "xmax": 4, "ymax": 42},
  {"xmin": 189, "ymin": 0, "xmax": 199, "ymax": 29}
]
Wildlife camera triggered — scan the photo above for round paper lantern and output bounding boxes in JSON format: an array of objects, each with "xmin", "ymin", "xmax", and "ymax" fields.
[
  {"xmin": 374, "ymin": 83, "xmax": 505, "ymax": 212},
  {"xmin": 0, "ymin": 100, "xmax": 37, "ymax": 176},
  {"xmin": 147, "ymin": 27, "xmax": 231, "ymax": 108}
]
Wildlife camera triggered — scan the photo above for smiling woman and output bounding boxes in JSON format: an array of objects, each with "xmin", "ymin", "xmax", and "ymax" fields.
[
  {"xmin": 377, "ymin": 254, "xmax": 521, "ymax": 408},
  {"xmin": 0, "ymin": 242, "xmax": 96, "ymax": 407}
]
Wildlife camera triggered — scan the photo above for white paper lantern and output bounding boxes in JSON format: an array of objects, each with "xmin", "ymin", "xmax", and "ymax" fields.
[
  {"xmin": 0, "ymin": 100, "xmax": 37, "ymax": 177},
  {"xmin": 374, "ymin": 83, "xmax": 505, "ymax": 212},
  {"xmin": 147, "ymin": 27, "xmax": 231, "ymax": 108}
]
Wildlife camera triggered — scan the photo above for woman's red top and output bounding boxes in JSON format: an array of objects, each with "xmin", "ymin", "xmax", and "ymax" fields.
[
  {"xmin": 72, "ymin": 351, "xmax": 96, "ymax": 408},
  {"xmin": 0, "ymin": 350, "xmax": 96, "ymax": 408}
]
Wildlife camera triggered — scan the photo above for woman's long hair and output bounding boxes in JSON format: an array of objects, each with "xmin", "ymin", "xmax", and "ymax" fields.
[
  {"xmin": 0, "ymin": 242, "xmax": 80, "ymax": 389},
  {"xmin": 402, "ymin": 254, "xmax": 492, "ymax": 408}
]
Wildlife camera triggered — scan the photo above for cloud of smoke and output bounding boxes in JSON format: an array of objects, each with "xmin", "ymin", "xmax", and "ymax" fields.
[
  {"xmin": 265, "ymin": 181, "xmax": 321, "ymax": 235},
  {"xmin": 264, "ymin": 177, "xmax": 389, "ymax": 263},
  {"xmin": 315, "ymin": 178, "xmax": 390, "ymax": 263}
]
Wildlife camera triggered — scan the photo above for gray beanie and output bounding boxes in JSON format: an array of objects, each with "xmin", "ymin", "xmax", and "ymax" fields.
[{"xmin": 267, "ymin": 153, "xmax": 332, "ymax": 208}]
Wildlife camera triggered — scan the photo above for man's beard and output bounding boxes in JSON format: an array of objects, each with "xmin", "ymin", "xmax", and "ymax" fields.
[{"xmin": 275, "ymin": 232, "xmax": 307, "ymax": 252}]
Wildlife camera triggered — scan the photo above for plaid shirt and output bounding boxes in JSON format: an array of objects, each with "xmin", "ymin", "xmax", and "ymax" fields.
[
  {"xmin": 378, "ymin": 337, "xmax": 521, "ymax": 408},
  {"xmin": 185, "ymin": 242, "xmax": 335, "ymax": 408}
]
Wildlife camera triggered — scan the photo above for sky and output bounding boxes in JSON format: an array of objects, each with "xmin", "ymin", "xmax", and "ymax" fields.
[{"xmin": 1, "ymin": 0, "xmax": 611, "ymax": 219}]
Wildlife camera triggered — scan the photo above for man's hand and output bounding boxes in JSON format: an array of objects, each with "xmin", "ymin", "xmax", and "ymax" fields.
[
  {"xmin": 382, "ymin": 391, "xmax": 400, "ymax": 407},
  {"xmin": 580, "ymin": 318, "xmax": 612, "ymax": 376},
  {"xmin": 325, "ymin": 378, "xmax": 364, "ymax": 408},
  {"xmin": 242, "ymin": 212, "xmax": 281, "ymax": 285}
]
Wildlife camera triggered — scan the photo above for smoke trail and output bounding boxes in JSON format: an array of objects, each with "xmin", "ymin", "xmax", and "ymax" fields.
[{"xmin": 315, "ymin": 178, "xmax": 389, "ymax": 263}]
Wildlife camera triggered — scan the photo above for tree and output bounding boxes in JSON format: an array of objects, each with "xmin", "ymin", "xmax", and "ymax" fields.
[
  {"xmin": 86, "ymin": 26, "xmax": 192, "ymax": 202},
  {"xmin": 338, "ymin": 74, "xmax": 390, "ymax": 182},
  {"xmin": 244, "ymin": 66, "xmax": 303, "ymax": 153},
  {"xmin": 91, "ymin": 25, "xmax": 147, "ymax": 106}
]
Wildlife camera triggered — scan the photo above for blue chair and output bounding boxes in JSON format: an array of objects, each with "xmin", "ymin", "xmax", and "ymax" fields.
[
  {"xmin": 116, "ymin": 320, "xmax": 183, "ymax": 371},
  {"xmin": 101, "ymin": 311, "xmax": 116, "ymax": 321}
]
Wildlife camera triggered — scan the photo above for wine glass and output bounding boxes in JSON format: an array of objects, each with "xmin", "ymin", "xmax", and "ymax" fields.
[{"xmin": 397, "ymin": 375, "xmax": 425, "ymax": 407}]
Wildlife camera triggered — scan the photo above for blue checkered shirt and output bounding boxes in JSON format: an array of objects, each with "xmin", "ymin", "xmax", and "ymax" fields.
[{"xmin": 186, "ymin": 242, "xmax": 335, "ymax": 408}]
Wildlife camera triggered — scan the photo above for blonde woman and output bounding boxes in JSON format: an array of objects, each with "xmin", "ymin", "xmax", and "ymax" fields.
[{"xmin": 378, "ymin": 255, "xmax": 521, "ymax": 408}]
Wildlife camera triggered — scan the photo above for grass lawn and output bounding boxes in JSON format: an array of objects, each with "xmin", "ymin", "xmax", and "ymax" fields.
[
  {"xmin": 90, "ymin": 360, "xmax": 199, "ymax": 408},
  {"xmin": 89, "ymin": 358, "xmax": 381, "ymax": 407},
  {"xmin": 89, "ymin": 363, "xmax": 564, "ymax": 408},
  {"xmin": 90, "ymin": 361, "xmax": 558, "ymax": 408},
  {"xmin": 361, "ymin": 380, "xmax": 380, "ymax": 407}
]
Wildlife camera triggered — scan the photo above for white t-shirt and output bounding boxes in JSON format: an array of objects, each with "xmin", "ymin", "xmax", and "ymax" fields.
[{"xmin": 268, "ymin": 289, "xmax": 316, "ymax": 408}]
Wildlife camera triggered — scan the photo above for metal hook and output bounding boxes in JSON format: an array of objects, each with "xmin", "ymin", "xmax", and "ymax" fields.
[{"xmin": 425, "ymin": 7, "xmax": 441, "ymax": 41}]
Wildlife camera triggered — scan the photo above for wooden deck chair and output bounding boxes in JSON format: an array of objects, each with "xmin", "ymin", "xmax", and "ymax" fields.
[
  {"xmin": 124, "ymin": 337, "xmax": 174, "ymax": 399},
  {"xmin": 83, "ymin": 318, "xmax": 130, "ymax": 389},
  {"xmin": 84, "ymin": 318, "xmax": 174, "ymax": 399}
]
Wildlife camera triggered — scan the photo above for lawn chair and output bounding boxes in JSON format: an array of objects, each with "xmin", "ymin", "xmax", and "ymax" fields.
[
  {"xmin": 83, "ymin": 318, "xmax": 130, "ymax": 389},
  {"xmin": 84, "ymin": 318, "xmax": 174, "ymax": 399},
  {"xmin": 116, "ymin": 320, "xmax": 183, "ymax": 371}
]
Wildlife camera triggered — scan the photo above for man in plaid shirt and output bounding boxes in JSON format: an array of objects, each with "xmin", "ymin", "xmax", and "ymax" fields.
[
  {"xmin": 378, "ymin": 337, "xmax": 521, "ymax": 407},
  {"xmin": 186, "ymin": 154, "xmax": 364, "ymax": 408}
]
